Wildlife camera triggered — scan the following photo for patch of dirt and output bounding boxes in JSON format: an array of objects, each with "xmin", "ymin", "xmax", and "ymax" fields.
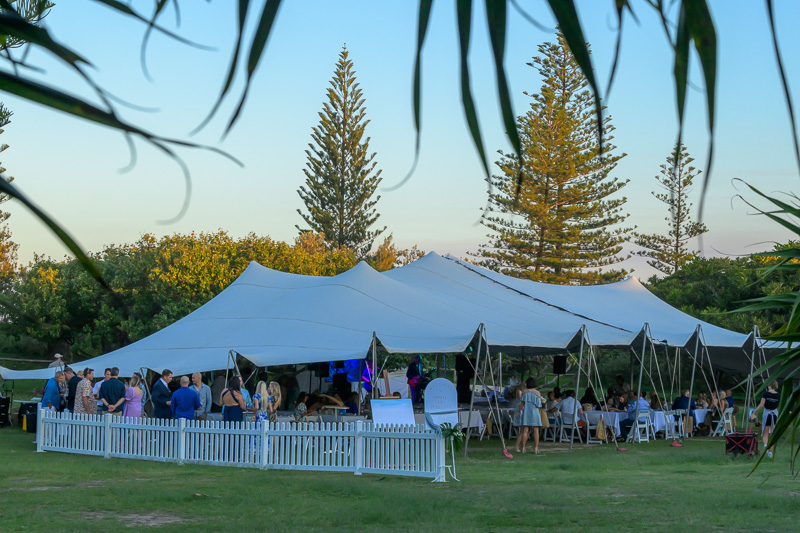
[
  {"xmin": 87, "ymin": 511, "xmax": 194, "ymax": 528},
  {"xmin": 0, "ymin": 480, "xmax": 105, "ymax": 493},
  {"xmin": 0, "ymin": 486, "xmax": 61, "ymax": 492}
]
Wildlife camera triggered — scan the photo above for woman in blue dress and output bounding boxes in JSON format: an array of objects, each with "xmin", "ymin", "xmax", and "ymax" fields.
[{"xmin": 514, "ymin": 378, "xmax": 543, "ymax": 454}]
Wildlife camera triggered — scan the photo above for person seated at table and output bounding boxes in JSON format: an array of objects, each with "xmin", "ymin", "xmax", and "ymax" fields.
[
  {"xmin": 724, "ymin": 389, "xmax": 738, "ymax": 414},
  {"xmin": 344, "ymin": 392, "xmax": 359, "ymax": 414},
  {"xmin": 545, "ymin": 391, "xmax": 560, "ymax": 413},
  {"xmin": 671, "ymin": 390, "xmax": 698, "ymax": 432},
  {"xmin": 557, "ymin": 390, "xmax": 585, "ymax": 435},
  {"xmin": 698, "ymin": 391, "xmax": 723, "ymax": 436},
  {"xmin": 619, "ymin": 391, "xmax": 650, "ymax": 440},
  {"xmin": 649, "ymin": 391, "xmax": 663, "ymax": 410},
  {"xmin": 579, "ymin": 387, "xmax": 600, "ymax": 410},
  {"xmin": 294, "ymin": 392, "xmax": 309, "ymax": 420},
  {"xmin": 671, "ymin": 390, "xmax": 697, "ymax": 412},
  {"xmin": 617, "ymin": 394, "xmax": 628, "ymax": 411},
  {"xmin": 604, "ymin": 396, "xmax": 618, "ymax": 411},
  {"xmin": 305, "ymin": 392, "xmax": 344, "ymax": 416},
  {"xmin": 697, "ymin": 391, "xmax": 709, "ymax": 409}
]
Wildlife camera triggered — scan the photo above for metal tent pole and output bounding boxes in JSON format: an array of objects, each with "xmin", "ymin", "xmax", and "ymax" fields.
[
  {"xmin": 371, "ymin": 332, "xmax": 377, "ymax": 399},
  {"xmin": 464, "ymin": 326, "xmax": 483, "ymax": 457},
  {"xmin": 744, "ymin": 326, "xmax": 758, "ymax": 426},
  {"xmin": 357, "ymin": 357, "xmax": 363, "ymax": 416},
  {"xmin": 631, "ymin": 324, "xmax": 649, "ymax": 443},
  {"xmin": 569, "ymin": 326, "xmax": 586, "ymax": 451},
  {"xmin": 499, "ymin": 352, "xmax": 503, "ymax": 397},
  {"xmin": 686, "ymin": 327, "xmax": 702, "ymax": 438}
]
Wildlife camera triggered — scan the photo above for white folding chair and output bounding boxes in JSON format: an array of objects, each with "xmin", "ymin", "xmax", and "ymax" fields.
[
  {"xmin": 584, "ymin": 412, "xmax": 605, "ymax": 444},
  {"xmin": 672, "ymin": 409, "xmax": 687, "ymax": 438},
  {"xmin": 559, "ymin": 413, "xmax": 584, "ymax": 444},
  {"xmin": 663, "ymin": 410, "xmax": 679, "ymax": 440},
  {"xmin": 506, "ymin": 410, "xmax": 519, "ymax": 440},
  {"xmin": 627, "ymin": 412, "xmax": 652, "ymax": 443},
  {"xmin": 712, "ymin": 407, "xmax": 734, "ymax": 437},
  {"xmin": 542, "ymin": 411, "xmax": 559, "ymax": 442}
]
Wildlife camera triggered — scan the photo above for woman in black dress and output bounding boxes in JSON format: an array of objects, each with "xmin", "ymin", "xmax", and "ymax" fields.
[{"xmin": 750, "ymin": 380, "xmax": 780, "ymax": 459}]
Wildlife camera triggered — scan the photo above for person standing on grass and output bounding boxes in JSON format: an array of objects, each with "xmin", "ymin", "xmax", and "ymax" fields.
[
  {"xmin": 48, "ymin": 353, "xmax": 65, "ymax": 369},
  {"xmin": 42, "ymin": 371, "xmax": 65, "ymax": 412},
  {"xmin": 65, "ymin": 367, "xmax": 80, "ymax": 412},
  {"xmin": 152, "ymin": 369, "xmax": 173, "ymax": 419},
  {"xmin": 122, "ymin": 373, "xmax": 145, "ymax": 419},
  {"xmin": 171, "ymin": 376, "xmax": 201, "ymax": 420},
  {"xmin": 99, "ymin": 367, "xmax": 126, "ymax": 416},
  {"xmin": 192, "ymin": 373, "xmax": 212, "ymax": 421},
  {"xmin": 750, "ymin": 381, "xmax": 780, "ymax": 459},
  {"xmin": 93, "ymin": 368, "xmax": 111, "ymax": 412},
  {"xmin": 514, "ymin": 378, "xmax": 543, "ymax": 454},
  {"xmin": 221, "ymin": 376, "xmax": 246, "ymax": 423},
  {"xmin": 73, "ymin": 368, "xmax": 96, "ymax": 415},
  {"xmin": 620, "ymin": 390, "xmax": 650, "ymax": 441}
]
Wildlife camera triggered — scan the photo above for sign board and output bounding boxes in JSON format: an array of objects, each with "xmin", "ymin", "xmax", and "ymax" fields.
[
  {"xmin": 371, "ymin": 399, "xmax": 415, "ymax": 426},
  {"xmin": 424, "ymin": 378, "xmax": 458, "ymax": 430}
]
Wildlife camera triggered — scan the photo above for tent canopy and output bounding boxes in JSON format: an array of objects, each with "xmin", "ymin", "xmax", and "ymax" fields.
[{"xmin": 0, "ymin": 253, "xmax": 778, "ymax": 380}]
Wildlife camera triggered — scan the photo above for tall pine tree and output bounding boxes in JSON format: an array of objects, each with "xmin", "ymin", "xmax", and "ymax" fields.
[
  {"xmin": 634, "ymin": 142, "xmax": 708, "ymax": 275},
  {"xmin": 476, "ymin": 33, "xmax": 631, "ymax": 285},
  {"xmin": 0, "ymin": 104, "xmax": 19, "ymax": 291},
  {"xmin": 297, "ymin": 46, "xmax": 385, "ymax": 257}
]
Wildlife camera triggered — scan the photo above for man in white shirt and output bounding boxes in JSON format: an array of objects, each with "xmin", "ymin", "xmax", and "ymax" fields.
[
  {"xmin": 92, "ymin": 368, "xmax": 111, "ymax": 411},
  {"xmin": 557, "ymin": 390, "xmax": 585, "ymax": 435}
]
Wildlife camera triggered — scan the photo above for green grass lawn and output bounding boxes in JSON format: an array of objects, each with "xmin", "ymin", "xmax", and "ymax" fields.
[{"xmin": 0, "ymin": 426, "xmax": 797, "ymax": 532}]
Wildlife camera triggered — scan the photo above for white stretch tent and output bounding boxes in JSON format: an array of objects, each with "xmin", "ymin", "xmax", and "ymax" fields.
[{"xmin": 0, "ymin": 253, "xmax": 780, "ymax": 380}]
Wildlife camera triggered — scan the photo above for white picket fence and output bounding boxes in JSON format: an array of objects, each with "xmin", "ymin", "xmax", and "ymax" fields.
[{"xmin": 36, "ymin": 409, "xmax": 446, "ymax": 481}]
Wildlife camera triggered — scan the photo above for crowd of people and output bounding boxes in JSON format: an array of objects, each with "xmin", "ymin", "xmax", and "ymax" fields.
[
  {"xmin": 505, "ymin": 373, "xmax": 775, "ymax": 450},
  {"xmin": 41, "ymin": 367, "xmax": 363, "ymax": 425}
]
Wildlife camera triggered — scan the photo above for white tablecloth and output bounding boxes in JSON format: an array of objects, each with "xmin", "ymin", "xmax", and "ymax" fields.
[
  {"xmin": 651, "ymin": 411, "xmax": 674, "ymax": 433},
  {"xmin": 581, "ymin": 411, "xmax": 625, "ymax": 436},
  {"xmin": 694, "ymin": 409, "xmax": 711, "ymax": 425}
]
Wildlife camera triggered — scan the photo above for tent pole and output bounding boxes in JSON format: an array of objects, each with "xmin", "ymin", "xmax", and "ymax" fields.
[
  {"xmin": 686, "ymin": 327, "xmax": 701, "ymax": 438},
  {"xmin": 464, "ymin": 326, "xmax": 483, "ymax": 457},
  {"xmin": 139, "ymin": 367, "xmax": 153, "ymax": 415},
  {"xmin": 629, "ymin": 348, "xmax": 635, "ymax": 395},
  {"xmin": 569, "ymin": 326, "xmax": 586, "ymax": 451},
  {"xmin": 225, "ymin": 350, "xmax": 234, "ymax": 389},
  {"xmin": 499, "ymin": 352, "xmax": 503, "ymax": 397},
  {"xmin": 357, "ymin": 357, "xmax": 363, "ymax": 417},
  {"xmin": 482, "ymin": 330, "xmax": 511, "ymax": 454},
  {"xmin": 632, "ymin": 324, "xmax": 649, "ymax": 443},
  {"xmin": 744, "ymin": 325, "xmax": 758, "ymax": 427},
  {"xmin": 371, "ymin": 332, "xmax": 377, "ymax": 399}
]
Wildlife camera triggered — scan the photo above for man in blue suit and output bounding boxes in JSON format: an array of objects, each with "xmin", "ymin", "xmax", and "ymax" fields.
[{"xmin": 152, "ymin": 369, "xmax": 173, "ymax": 419}]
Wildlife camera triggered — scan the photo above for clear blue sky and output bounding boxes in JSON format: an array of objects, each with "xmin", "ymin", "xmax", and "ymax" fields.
[{"xmin": 2, "ymin": 0, "xmax": 799, "ymax": 279}]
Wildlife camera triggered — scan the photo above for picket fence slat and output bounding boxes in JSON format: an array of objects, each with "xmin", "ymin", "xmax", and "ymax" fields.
[{"xmin": 37, "ymin": 410, "xmax": 444, "ymax": 479}]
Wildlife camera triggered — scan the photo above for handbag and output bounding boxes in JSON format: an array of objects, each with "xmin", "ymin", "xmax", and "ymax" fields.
[
  {"xmin": 538, "ymin": 408, "xmax": 550, "ymax": 428},
  {"xmin": 596, "ymin": 418, "xmax": 607, "ymax": 440}
]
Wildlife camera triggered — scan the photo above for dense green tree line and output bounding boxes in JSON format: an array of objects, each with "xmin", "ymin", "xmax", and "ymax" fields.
[
  {"xmin": 645, "ymin": 249, "xmax": 798, "ymax": 336},
  {"xmin": 0, "ymin": 232, "xmax": 357, "ymax": 361}
]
